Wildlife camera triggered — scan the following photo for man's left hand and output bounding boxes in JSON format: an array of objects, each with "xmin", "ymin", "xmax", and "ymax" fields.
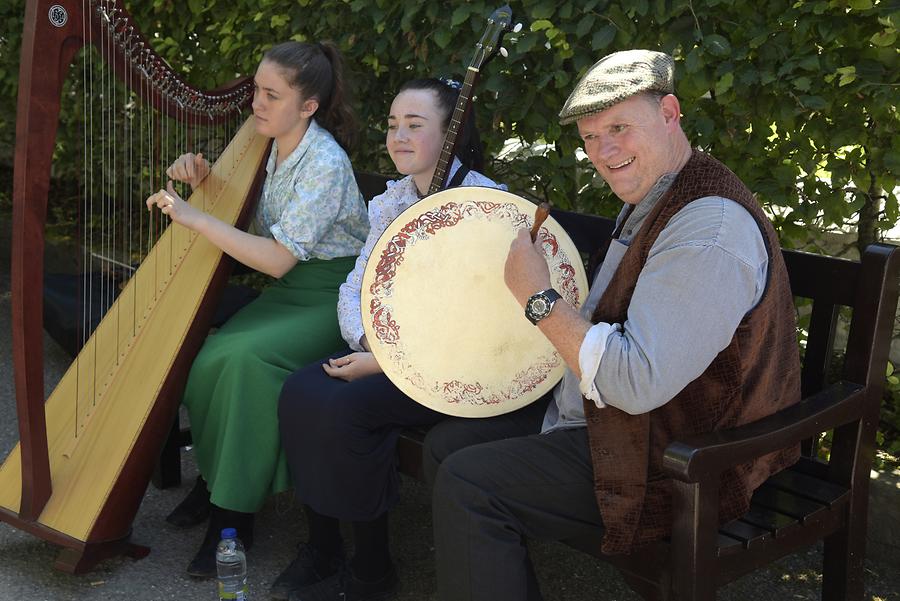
[{"xmin": 504, "ymin": 229, "xmax": 552, "ymax": 307}]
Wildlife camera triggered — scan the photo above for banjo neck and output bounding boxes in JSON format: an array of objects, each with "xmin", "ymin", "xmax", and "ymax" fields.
[
  {"xmin": 427, "ymin": 68, "xmax": 479, "ymax": 196},
  {"xmin": 426, "ymin": 4, "xmax": 513, "ymax": 196}
]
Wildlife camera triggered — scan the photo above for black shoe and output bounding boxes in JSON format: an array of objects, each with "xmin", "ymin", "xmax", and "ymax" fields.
[
  {"xmin": 186, "ymin": 505, "xmax": 255, "ymax": 579},
  {"xmin": 270, "ymin": 543, "xmax": 343, "ymax": 600},
  {"xmin": 166, "ymin": 476, "xmax": 212, "ymax": 528},
  {"xmin": 288, "ymin": 564, "xmax": 397, "ymax": 601},
  {"xmin": 185, "ymin": 528, "xmax": 219, "ymax": 579}
]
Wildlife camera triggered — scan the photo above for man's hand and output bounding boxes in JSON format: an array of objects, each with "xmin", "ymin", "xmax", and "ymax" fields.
[
  {"xmin": 322, "ymin": 352, "xmax": 383, "ymax": 382},
  {"xmin": 504, "ymin": 228, "xmax": 553, "ymax": 306}
]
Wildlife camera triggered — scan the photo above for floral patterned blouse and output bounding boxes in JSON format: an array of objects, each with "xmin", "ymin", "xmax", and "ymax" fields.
[
  {"xmin": 252, "ymin": 119, "xmax": 369, "ymax": 262},
  {"xmin": 338, "ymin": 159, "xmax": 504, "ymax": 350}
]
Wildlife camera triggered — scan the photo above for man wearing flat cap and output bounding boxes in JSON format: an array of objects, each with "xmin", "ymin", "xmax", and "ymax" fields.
[{"xmin": 424, "ymin": 49, "xmax": 800, "ymax": 601}]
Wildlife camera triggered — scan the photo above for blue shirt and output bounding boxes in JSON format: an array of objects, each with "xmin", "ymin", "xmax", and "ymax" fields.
[
  {"xmin": 543, "ymin": 175, "xmax": 769, "ymax": 432},
  {"xmin": 253, "ymin": 119, "xmax": 369, "ymax": 261}
]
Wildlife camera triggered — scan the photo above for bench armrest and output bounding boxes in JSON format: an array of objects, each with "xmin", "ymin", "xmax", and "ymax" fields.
[{"xmin": 661, "ymin": 380, "xmax": 866, "ymax": 482}]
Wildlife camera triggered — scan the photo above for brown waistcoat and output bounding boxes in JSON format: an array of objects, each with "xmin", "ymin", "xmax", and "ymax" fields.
[{"xmin": 585, "ymin": 151, "xmax": 801, "ymax": 555}]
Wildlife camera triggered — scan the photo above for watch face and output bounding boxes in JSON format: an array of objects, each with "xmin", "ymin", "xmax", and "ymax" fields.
[
  {"xmin": 529, "ymin": 297, "xmax": 550, "ymax": 315},
  {"xmin": 526, "ymin": 293, "xmax": 552, "ymax": 323},
  {"xmin": 525, "ymin": 289, "xmax": 562, "ymax": 324}
]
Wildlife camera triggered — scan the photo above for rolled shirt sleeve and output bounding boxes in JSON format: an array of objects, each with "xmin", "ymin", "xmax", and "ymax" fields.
[
  {"xmin": 579, "ymin": 322, "xmax": 619, "ymax": 405},
  {"xmin": 587, "ymin": 197, "xmax": 768, "ymax": 415}
]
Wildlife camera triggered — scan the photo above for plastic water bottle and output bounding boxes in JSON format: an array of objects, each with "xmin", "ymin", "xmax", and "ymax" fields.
[{"xmin": 216, "ymin": 527, "xmax": 248, "ymax": 600}]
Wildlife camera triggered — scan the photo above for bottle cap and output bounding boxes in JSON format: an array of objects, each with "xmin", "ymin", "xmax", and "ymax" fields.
[{"xmin": 221, "ymin": 527, "xmax": 237, "ymax": 539}]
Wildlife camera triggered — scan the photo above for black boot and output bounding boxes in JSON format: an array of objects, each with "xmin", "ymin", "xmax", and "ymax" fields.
[
  {"xmin": 186, "ymin": 505, "xmax": 254, "ymax": 579},
  {"xmin": 166, "ymin": 475, "xmax": 212, "ymax": 528},
  {"xmin": 270, "ymin": 543, "xmax": 344, "ymax": 600}
]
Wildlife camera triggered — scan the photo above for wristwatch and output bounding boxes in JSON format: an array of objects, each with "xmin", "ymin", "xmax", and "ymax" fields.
[{"xmin": 524, "ymin": 288, "xmax": 563, "ymax": 325}]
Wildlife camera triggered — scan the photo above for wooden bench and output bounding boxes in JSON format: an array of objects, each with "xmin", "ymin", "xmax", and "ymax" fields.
[
  {"xmin": 152, "ymin": 178, "xmax": 900, "ymax": 601},
  {"xmin": 397, "ymin": 208, "xmax": 900, "ymax": 601}
]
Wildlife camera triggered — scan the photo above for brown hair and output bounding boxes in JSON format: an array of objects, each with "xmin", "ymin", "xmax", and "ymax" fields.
[
  {"xmin": 262, "ymin": 41, "xmax": 357, "ymax": 152},
  {"xmin": 398, "ymin": 78, "xmax": 484, "ymax": 172}
]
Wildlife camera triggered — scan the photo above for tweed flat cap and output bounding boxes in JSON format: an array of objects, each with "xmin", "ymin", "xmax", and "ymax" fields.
[{"xmin": 558, "ymin": 49, "xmax": 675, "ymax": 125}]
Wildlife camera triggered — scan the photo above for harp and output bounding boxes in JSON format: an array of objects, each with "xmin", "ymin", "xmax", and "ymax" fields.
[{"xmin": 0, "ymin": 0, "xmax": 270, "ymax": 572}]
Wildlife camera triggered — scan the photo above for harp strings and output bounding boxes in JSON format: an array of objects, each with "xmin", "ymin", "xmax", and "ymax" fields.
[{"xmin": 69, "ymin": 0, "xmax": 250, "ymax": 440}]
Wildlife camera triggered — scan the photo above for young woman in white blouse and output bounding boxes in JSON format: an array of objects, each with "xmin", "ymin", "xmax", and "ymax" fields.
[{"xmin": 273, "ymin": 78, "xmax": 503, "ymax": 601}]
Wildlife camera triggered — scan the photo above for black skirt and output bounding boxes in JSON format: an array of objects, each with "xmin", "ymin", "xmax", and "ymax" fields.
[{"xmin": 278, "ymin": 349, "xmax": 445, "ymax": 521}]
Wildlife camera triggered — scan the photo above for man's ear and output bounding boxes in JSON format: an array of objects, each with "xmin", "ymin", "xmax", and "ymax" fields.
[
  {"xmin": 660, "ymin": 94, "xmax": 681, "ymax": 128},
  {"xmin": 300, "ymin": 98, "xmax": 319, "ymax": 119}
]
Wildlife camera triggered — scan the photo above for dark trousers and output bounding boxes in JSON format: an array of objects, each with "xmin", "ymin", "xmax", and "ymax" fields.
[
  {"xmin": 424, "ymin": 396, "xmax": 605, "ymax": 601},
  {"xmin": 278, "ymin": 349, "xmax": 445, "ymax": 521}
]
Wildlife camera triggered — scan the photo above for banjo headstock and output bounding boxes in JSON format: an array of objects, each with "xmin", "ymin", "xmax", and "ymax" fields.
[{"xmin": 470, "ymin": 5, "xmax": 514, "ymax": 71}]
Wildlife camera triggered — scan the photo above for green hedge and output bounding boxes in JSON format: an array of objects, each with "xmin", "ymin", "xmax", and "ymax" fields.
[
  {"xmin": 2, "ymin": 0, "xmax": 897, "ymax": 241},
  {"xmin": 1, "ymin": 0, "xmax": 898, "ymax": 463}
]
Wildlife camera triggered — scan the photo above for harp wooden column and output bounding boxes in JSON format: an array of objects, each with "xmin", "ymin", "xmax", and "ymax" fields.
[{"xmin": 1, "ymin": 0, "xmax": 269, "ymax": 573}]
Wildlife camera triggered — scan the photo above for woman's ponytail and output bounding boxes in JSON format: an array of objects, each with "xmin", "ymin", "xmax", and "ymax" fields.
[{"xmin": 262, "ymin": 41, "xmax": 357, "ymax": 152}]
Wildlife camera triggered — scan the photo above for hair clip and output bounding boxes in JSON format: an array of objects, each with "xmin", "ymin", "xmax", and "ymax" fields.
[{"xmin": 440, "ymin": 77, "xmax": 462, "ymax": 91}]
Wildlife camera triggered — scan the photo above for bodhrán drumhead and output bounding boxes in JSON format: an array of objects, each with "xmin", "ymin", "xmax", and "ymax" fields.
[{"xmin": 361, "ymin": 186, "xmax": 589, "ymax": 418}]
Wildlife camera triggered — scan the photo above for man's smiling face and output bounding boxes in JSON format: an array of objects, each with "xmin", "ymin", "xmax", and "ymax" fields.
[{"xmin": 577, "ymin": 93, "xmax": 683, "ymax": 205}]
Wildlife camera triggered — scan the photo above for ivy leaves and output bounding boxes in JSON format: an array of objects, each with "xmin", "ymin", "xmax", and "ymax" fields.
[{"xmin": 0, "ymin": 0, "xmax": 896, "ymax": 242}]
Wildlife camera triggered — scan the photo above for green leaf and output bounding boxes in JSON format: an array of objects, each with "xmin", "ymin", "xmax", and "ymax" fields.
[
  {"xmin": 847, "ymin": 0, "xmax": 873, "ymax": 9},
  {"xmin": 576, "ymin": 14, "xmax": 595, "ymax": 38},
  {"xmin": 793, "ymin": 76, "xmax": 811, "ymax": 92},
  {"xmin": 433, "ymin": 28, "xmax": 451, "ymax": 48},
  {"xmin": 532, "ymin": 3, "xmax": 556, "ymax": 19},
  {"xmin": 885, "ymin": 149, "xmax": 900, "ymax": 173},
  {"xmin": 870, "ymin": 30, "xmax": 898, "ymax": 47},
  {"xmin": 451, "ymin": 5, "xmax": 470, "ymax": 27},
  {"xmin": 591, "ymin": 24, "xmax": 617, "ymax": 50},
  {"xmin": 685, "ymin": 47, "xmax": 703, "ymax": 73},
  {"xmin": 748, "ymin": 33, "xmax": 768, "ymax": 48},
  {"xmin": 704, "ymin": 34, "xmax": 731, "ymax": 57},
  {"xmin": 513, "ymin": 33, "xmax": 539, "ymax": 54},
  {"xmin": 799, "ymin": 95, "xmax": 828, "ymax": 111},
  {"xmin": 531, "ymin": 19, "xmax": 554, "ymax": 32},
  {"xmin": 760, "ymin": 71, "xmax": 776, "ymax": 85},
  {"xmin": 714, "ymin": 72, "xmax": 734, "ymax": 96}
]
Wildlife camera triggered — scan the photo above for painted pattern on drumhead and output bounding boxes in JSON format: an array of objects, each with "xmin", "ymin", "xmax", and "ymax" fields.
[{"xmin": 361, "ymin": 187, "xmax": 589, "ymax": 418}]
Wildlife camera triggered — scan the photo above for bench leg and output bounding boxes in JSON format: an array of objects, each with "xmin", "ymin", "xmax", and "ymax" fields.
[
  {"xmin": 821, "ymin": 418, "xmax": 872, "ymax": 601},
  {"xmin": 822, "ymin": 509, "xmax": 866, "ymax": 601},
  {"xmin": 670, "ymin": 481, "xmax": 717, "ymax": 601}
]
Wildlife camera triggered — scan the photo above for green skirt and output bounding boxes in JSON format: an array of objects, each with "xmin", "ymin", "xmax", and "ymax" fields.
[{"xmin": 183, "ymin": 256, "xmax": 356, "ymax": 512}]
